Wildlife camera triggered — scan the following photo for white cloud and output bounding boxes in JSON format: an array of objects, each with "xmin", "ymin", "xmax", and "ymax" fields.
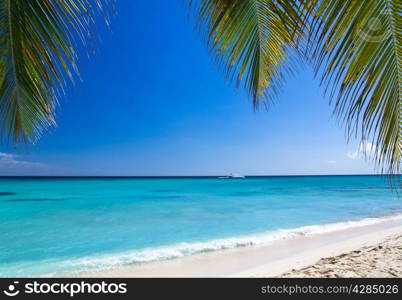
[
  {"xmin": 327, "ymin": 160, "xmax": 337, "ymax": 164},
  {"xmin": 347, "ymin": 140, "xmax": 378, "ymax": 160},
  {"xmin": 0, "ymin": 152, "xmax": 42, "ymax": 167}
]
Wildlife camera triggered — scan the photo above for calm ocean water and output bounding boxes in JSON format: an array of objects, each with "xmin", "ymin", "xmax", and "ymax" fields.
[{"xmin": 0, "ymin": 175, "xmax": 401, "ymax": 276}]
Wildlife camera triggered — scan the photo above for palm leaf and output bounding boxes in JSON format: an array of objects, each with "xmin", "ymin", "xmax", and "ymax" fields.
[
  {"xmin": 0, "ymin": 0, "xmax": 112, "ymax": 143},
  {"xmin": 310, "ymin": 0, "xmax": 402, "ymax": 175},
  {"xmin": 192, "ymin": 0, "xmax": 401, "ymax": 175},
  {"xmin": 190, "ymin": 0, "xmax": 309, "ymax": 108}
]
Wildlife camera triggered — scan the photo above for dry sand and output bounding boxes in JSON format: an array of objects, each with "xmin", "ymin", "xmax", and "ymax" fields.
[{"xmin": 282, "ymin": 234, "xmax": 402, "ymax": 278}]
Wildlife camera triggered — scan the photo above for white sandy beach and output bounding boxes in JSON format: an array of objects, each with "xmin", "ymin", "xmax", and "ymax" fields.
[
  {"xmin": 282, "ymin": 233, "xmax": 402, "ymax": 277},
  {"xmin": 82, "ymin": 218, "xmax": 402, "ymax": 278}
]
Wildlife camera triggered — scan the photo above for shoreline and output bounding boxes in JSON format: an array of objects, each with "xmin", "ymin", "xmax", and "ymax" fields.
[{"xmin": 81, "ymin": 218, "xmax": 402, "ymax": 278}]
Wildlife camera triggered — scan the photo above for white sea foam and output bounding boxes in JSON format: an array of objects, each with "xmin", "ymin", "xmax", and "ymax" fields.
[{"xmin": 63, "ymin": 213, "xmax": 402, "ymax": 275}]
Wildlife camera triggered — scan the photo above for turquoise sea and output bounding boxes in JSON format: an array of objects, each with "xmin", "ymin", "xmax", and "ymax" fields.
[{"xmin": 0, "ymin": 175, "xmax": 401, "ymax": 276}]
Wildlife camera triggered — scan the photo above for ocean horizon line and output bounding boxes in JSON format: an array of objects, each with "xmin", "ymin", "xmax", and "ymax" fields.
[{"xmin": 0, "ymin": 174, "xmax": 392, "ymax": 179}]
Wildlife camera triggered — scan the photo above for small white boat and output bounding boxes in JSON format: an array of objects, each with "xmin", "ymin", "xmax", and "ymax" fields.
[
  {"xmin": 219, "ymin": 173, "xmax": 245, "ymax": 179},
  {"xmin": 229, "ymin": 173, "xmax": 245, "ymax": 178}
]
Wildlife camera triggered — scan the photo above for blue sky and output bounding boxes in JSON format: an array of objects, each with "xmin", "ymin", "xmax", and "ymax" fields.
[{"xmin": 0, "ymin": 1, "xmax": 376, "ymax": 176}]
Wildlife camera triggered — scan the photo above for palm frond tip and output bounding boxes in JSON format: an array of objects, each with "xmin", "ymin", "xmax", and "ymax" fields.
[{"xmin": 0, "ymin": 0, "xmax": 112, "ymax": 143}]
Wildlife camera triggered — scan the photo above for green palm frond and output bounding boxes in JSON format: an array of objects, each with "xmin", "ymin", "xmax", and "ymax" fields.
[
  {"xmin": 0, "ymin": 0, "xmax": 111, "ymax": 144},
  {"xmin": 190, "ymin": 0, "xmax": 309, "ymax": 107},
  {"xmin": 311, "ymin": 0, "xmax": 402, "ymax": 174},
  {"xmin": 192, "ymin": 0, "xmax": 401, "ymax": 174}
]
